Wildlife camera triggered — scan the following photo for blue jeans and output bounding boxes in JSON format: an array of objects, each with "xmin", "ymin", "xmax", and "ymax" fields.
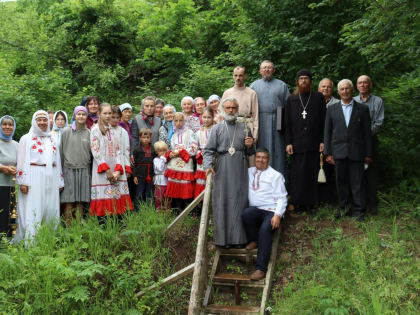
[{"xmin": 135, "ymin": 180, "xmax": 153, "ymax": 209}]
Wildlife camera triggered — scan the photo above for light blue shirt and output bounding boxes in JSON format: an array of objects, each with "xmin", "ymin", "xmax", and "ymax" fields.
[
  {"xmin": 341, "ymin": 100, "xmax": 353, "ymax": 127},
  {"xmin": 354, "ymin": 94, "xmax": 384, "ymax": 135}
]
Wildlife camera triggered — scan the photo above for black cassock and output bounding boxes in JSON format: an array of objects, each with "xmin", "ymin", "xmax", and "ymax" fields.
[{"xmin": 285, "ymin": 91, "xmax": 326, "ymax": 206}]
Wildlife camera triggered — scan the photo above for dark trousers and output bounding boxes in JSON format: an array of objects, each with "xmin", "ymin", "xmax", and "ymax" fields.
[
  {"xmin": 335, "ymin": 158, "xmax": 365, "ymax": 213},
  {"xmin": 365, "ymin": 136, "xmax": 379, "ymax": 212},
  {"xmin": 135, "ymin": 180, "xmax": 153, "ymax": 209},
  {"xmin": 242, "ymin": 207, "xmax": 277, "ymax": 273}
]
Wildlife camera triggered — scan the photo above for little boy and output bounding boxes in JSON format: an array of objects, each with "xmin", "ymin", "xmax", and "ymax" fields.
[
  {"xmin": 153, "ymin": 141, "xmax": 171, "ymax": 211},
  {"xmin": 133, "ymin": 128, "xmax": 155, "ymax": 209}
]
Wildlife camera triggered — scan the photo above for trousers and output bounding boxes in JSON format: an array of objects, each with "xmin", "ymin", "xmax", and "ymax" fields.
[{"xmin": 242, "ymin": 207, "xmax": 277, "ymax": 272}]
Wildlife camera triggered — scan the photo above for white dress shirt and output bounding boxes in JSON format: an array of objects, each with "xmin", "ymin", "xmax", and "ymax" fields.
[{"xmin": 248, "ymin": 166, "xmax": 287, "ymax": 217}]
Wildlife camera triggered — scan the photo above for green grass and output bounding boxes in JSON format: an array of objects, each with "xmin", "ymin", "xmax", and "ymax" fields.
[
  {"xmin": 270, "ymin": 190, "xmax": 420, "ymax": 315},
  {"xmin": 0, "ymin": 203, "xmax": 192, "ymax": 314}
]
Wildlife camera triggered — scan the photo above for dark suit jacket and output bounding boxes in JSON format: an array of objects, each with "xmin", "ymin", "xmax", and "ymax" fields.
[{"xmin": 324, "ymin": 101, "xmax": 372, "ymax": 161}]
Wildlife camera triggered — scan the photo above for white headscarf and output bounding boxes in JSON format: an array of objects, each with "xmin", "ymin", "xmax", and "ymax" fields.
[{"xmin": 27, "ymin": 110, "xmax": 55, "ymax": 185}]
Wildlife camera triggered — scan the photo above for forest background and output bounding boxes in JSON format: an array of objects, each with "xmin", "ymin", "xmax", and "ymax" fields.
[
  {"xmin": 0, "ymin": 1, "xmax": 419, "ymax": 314},
  {"xmin": 0, "ymin": 0, "xmax": 419, "ymax": 188}
]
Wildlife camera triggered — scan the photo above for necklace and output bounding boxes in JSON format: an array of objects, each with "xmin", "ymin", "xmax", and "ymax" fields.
[
  {"xmin": 224, "ymin": 121, "xmax": 237, "ymax": 156},
  {"xmin": 298, "ymin": 92, "xmax": 312, "ymax": 119}
]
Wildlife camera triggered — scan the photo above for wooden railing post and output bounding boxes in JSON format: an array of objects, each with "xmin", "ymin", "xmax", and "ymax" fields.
[{"xmin": 188, "ymin": 174, "xmax": 213, "ymax": 315}]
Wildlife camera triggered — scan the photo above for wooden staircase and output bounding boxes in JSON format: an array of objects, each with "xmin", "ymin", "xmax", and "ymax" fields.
[{"xmin": 136, "ymin": 173, "xmax": 281, "ymax": 314}]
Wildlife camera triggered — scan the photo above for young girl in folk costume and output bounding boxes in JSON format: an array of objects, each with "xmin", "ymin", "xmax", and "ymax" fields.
[
  {"xmin": 181, "ymin": 96, "xmax": 201, "ymax": 133},
  {"xmin": 110, "ymin": 106, "xmax": 132, "ymax": 178},
  {"xmin": 194, "ymin": 107, "xmax": 215, "ymax": 197},
  {"xmin": 90, "ymin": 103, "xmax": 133, "ymax": 216},
  {"xmin": 60, "ymin": 106, "xmax": 91, "ymax": 226},
  {"xmin": 164, "ymin": 113, "xmax": 198, "ymax": 211},
  {"xmin": 153, "ymin": 141, "xmax": 171, "ymax": 211},
  {"xmin": 50, "ymin": 110, "xmax": 68, "ymax": 144},
  {"xmin": 15, "ymin": 110, "xmax": 64, "ymax": 244},
  {"xmin": 132, "ymin": 128, "xmax": 155, "ymax": 208}
]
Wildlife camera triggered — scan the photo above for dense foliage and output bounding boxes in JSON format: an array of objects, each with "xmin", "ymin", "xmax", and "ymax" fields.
[{"xmin": 0, "ymin": 0, "xmax": 418, "ymax": 182}]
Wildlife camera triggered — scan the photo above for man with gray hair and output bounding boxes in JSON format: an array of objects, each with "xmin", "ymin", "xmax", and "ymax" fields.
[
  {"xmin": 204, "ymin": 98, "xmax": 255, "ymax": 247},
  {"xmin": 250, "ymin": 60, "xmax": 290, "ymax": 176},
  {"xmin": 324, "ymin": 79, "xmax": 372, "ymax": 221},
  {"xmin": 354, "ymin": 75, "xmax": 384, "ymax": 215},
  {"xmin": 318, "ymin": 78, "xmax": 339, "ymax": 107}
]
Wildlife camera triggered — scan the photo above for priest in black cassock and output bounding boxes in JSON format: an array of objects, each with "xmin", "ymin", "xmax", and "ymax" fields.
[{"xmin": 285, "ymin": 69, "xmax": 326, "ymax": 214}]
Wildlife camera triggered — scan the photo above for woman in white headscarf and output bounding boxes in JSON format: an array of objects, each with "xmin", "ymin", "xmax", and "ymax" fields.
[
  {"xmin": 50, "ymin": 110, "xmax": 68, "ymax": 144},
  {"xmin": 14, "ymin": 110, "xmax": 64, "ymax": 244}
]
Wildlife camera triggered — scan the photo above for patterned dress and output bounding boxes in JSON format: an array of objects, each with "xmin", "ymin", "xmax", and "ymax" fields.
[
  {"xmin": 90, "ymin": 124, "xmax": 133, "ymax": 216},
  {"xmin": 164, "ymin": 127, "xmax": 198, "ymax": 199},
  {"xmin": 183, "ymin": 114, "xmax": 201, "ymax": 133},
  {"xmin": 194, "ymin": 127, "xmax": 212, "ymax": 197}
]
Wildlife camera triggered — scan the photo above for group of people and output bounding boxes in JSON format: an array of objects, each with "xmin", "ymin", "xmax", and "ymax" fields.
[{"xmin": 0, "ymin": 60, "xmax": 384, "ymax": 279}]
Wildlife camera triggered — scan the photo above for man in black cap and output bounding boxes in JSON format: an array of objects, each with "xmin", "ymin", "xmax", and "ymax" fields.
[{"xmin": 285, "ymin": 69, "xmax": 326, "ymax": 214}]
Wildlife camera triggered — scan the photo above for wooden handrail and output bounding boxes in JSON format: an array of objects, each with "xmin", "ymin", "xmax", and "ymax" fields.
[
  {"xmin": 166, "ymin": 189, "xmax": 205, "ymax": 234},
  {"xmin": 188, "ymin": 173, "xmax": 213, "ymax": 314}
]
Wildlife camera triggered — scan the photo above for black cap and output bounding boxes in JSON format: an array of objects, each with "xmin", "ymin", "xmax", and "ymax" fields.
[{"xmin": 296, "ymin": 69, "xmax": 312, "ymax": 81}]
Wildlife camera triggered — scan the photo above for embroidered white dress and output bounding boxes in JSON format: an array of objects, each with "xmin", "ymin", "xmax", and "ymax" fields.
[
  {"xmin": 194, "ymin": 127, "xmax": 212, "ymax": 197},
  {"xmin": 112, "ymin": 126, "xmax": 132, "ymax": 176},
  {"xmin": 15, "ymin": 134, "xmax": 64, "ymax": 243},
  {"xmin": 90, "ymin": 124, "xmax": 132, "ymax": 216},
  {"xmin": 164, "ymin": 128, "xmax": 198, "ymax": 199}
]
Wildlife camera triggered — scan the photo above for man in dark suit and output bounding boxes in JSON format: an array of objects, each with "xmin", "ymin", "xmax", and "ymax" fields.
[{"xmin": 324, "ymin": 79, "xmax": 372, "ymax": 221}]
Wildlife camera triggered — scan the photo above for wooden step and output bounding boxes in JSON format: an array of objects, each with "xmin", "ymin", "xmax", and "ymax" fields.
[
  {"xmin": 205, "ymin": 304, "xmax": 260, "ymax": 314},
  {"xmin": 213, "ymin": 273, "xmax": 265, "ymax": 286},
  {"xmin": 219, "ymin": 248, "xmax": 258, "ymax": 257}
]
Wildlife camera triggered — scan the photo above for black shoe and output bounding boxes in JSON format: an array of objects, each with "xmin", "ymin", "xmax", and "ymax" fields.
[{"xmin": 351, "ymin": 211, "xmax": 365, "ymax": 222}]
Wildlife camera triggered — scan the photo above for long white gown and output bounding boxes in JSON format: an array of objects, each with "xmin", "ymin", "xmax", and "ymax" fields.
[{"xmin": 15, "ymin": 133, "xmax": 64, "ymax": 244}]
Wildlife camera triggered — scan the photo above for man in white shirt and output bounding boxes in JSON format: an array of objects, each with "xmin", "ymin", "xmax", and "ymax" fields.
[{"xmin": 242, "ymin": 148, "xmax": 288, "ymax": 280}]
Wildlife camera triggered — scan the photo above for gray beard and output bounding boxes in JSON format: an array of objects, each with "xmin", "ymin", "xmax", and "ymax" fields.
[
  {"xmin": 262, "ymin": 75, "xmax": 273, "ymax": 81},
  {"xmin": 221, "ymin": 111, "xmax": 238, "ymax": 123}
]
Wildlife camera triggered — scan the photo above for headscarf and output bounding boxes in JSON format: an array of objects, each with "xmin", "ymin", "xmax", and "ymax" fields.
[
  {"xmin": 181, "ymin": 96, "xmax": 195, "ymax": 115},
  {"xmin": 207, "ymin": 94, "xmax": 221, "ymax": 105},
  {"xmin": 80, "ymin": 96, "xmax": 88, "ymax": 107},
  {"xmin": 52, "ymin": 110, "xmax": 68, "ymax": 142},
  {"xmin": 71, "ymin": 106, "xmax": 88, "ymax": 131},
  {"xmin": 163, "ymin": 104, "xmax": 176, "ymax": 142},
  {"xmin": 0, "ymin": 115, "xmax": 16, "ymax": 142},
  {"xmin": 26, "ymin": 110, "xmax": 54, "ymax": 185},
  {"xmin": 119, "ymin": 103, "xmax": 132, "ymax": 113}
]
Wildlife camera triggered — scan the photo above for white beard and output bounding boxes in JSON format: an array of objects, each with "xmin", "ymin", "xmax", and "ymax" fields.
[{"xmin": 220, "ymin": 110, "xmax": 238, "ymax": 123}]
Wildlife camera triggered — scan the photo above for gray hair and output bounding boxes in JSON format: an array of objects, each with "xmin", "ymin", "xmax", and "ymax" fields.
[
  {"xmin": 141, "ymin": 96, "xmax": 156, "ymax": 109},
  {"xmin": 337, "ymin": 79, "xmax": 354, "ymax": 90},
  {"xmin": 163, "ymin": 104, "xmax": 176, "ymax": 113},
  {"xmin": 220, "ymin": 97, "xmax": 239, "ymax": 111},
  {"xmin": 319, "ymin": 78, "xmax": 334, "ymax": 88},
  {"xmin": 181, "ymin": 96, "xmax": 194, "ymax": 104},
  {"xmin": 260, "ymin": 60, "xmax": 275, "ymax": 69}
]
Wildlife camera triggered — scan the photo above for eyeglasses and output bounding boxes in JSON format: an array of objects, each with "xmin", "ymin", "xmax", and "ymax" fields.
[{"xmin": 261, "ymin": 66, "xmax": 274, "ymax": 70}]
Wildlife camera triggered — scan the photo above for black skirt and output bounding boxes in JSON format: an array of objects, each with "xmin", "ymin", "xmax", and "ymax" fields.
[{"xmin": 0, "ymin": 186, "xmax": 14, "ymax": 235}]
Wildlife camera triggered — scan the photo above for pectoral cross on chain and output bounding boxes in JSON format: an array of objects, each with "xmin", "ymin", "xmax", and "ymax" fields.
[{"xmin": 301, "ymin": 110, "xmax": 307, "ymax": 119}]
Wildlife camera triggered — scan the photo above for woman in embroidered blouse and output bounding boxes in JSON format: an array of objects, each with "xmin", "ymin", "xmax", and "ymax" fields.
[
  {"xmin": 181, "ymin": 96, "xmax": 201, "ymax": 133},
  {"xmin": 90, "ymin": 103, "xmax": 133, "ymax": 216},
  {"xmin": 0, "ymin": 115, "xmax": 18, "ymax": 235},
  {"xmin": 50, "ymin": 110, "xmax": 68, "ymax": 144},
  {"xmin": 15, "ymin": 110, "xmax": 64, "ymax": 244},
  {"xmin": 194, "ymin": 107, "xmax": 215, "ymax": 197},
  {"xmin": 164, "ymin": 113, "xmax": 198, "ymax": 211},
  {"xmin": 159, "ymin": 104, "xmax": 176, "ymax": 148}
]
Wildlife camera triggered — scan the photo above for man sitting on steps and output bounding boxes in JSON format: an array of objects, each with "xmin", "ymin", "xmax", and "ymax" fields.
[{"xmin": 242, "ymin": 148, "xmax": 288, "ymax": 280}]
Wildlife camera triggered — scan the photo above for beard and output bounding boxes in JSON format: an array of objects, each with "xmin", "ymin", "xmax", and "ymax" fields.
[
  {"xmin": 220, "ymin": 110, "xmax": 238, "ymax": 123},
  {"xmin": 297, "ymin": 82, "xmax": 311, "ymax": 93},
  {"xmin": 262, "ymin": 74, "xmax": 273, "ymax": 81}
]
